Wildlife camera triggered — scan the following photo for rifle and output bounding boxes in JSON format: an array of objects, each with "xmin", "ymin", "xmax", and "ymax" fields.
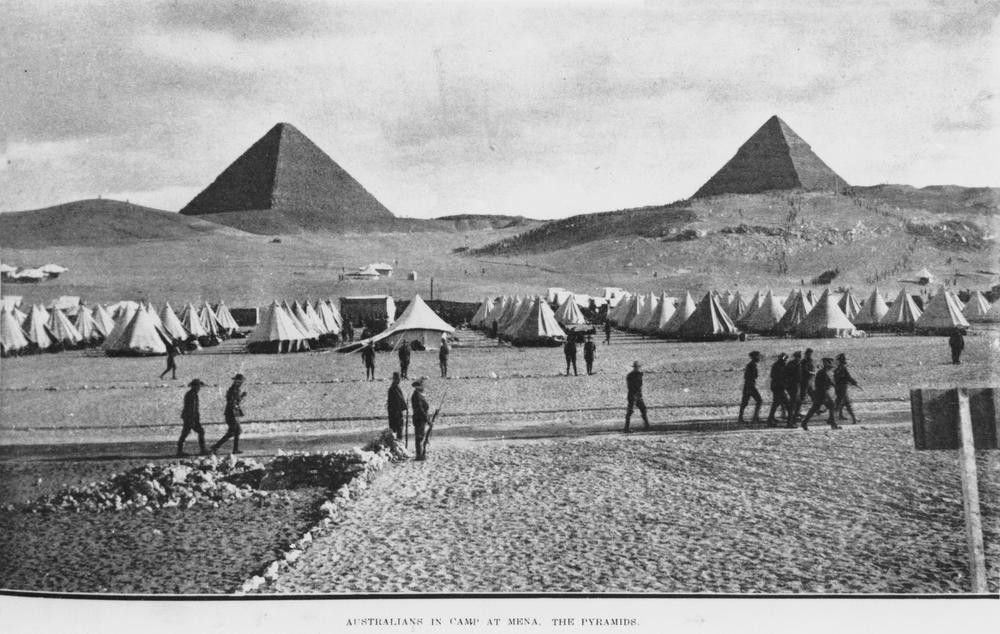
[
  {"xmin": 404, "ymin": 409, "xmax": 410, "ymax": 449},
  {"xmin": 423, "ymin": 389, "xmax": 449, "ymax": 450}
]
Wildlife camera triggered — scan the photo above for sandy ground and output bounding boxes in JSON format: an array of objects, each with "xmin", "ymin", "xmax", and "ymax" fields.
[{"xmin": 268, "ymin": 426, "xmax": 999, "ymax": 594}]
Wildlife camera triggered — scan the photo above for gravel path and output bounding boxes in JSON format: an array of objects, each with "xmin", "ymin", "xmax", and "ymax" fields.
[{"xmin": 269, "ymin": 426, "xmax": 999, "ymax": 594}]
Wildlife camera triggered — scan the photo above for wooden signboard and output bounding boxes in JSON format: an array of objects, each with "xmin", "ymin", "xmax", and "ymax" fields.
[{"xmin": 910, "ymin": 387, "xmax": 998, "ymax": 594}]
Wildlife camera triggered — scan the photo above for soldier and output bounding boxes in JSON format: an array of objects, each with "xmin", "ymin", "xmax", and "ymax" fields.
[
  {"xmin": 177, "ymin": 378, "xmax": 208, "ymax": 456},
  {"xmin": 397, "ymin": 339, "xmax": 411, "ymax": 379},
  {"xmin": 604, "ymin": 320, "xmax": 612, "ymax": 345},
  {"xmin": 624, "ymin": 361, "xmax": 650, "ymax": 433},
  {"xmin": 438, "ymin": 335, "xmax": 451, "ymax": 378},
  {"xmin": 411, "ymin": 377, "xmax": 430, "ymax": 460},
  {"xmin": 387, "ymin": 371, "xmax": 407, "ymax": 441},
  {"xmin": 792, "ymin": 348, "xmax": 817, "ymax": 422},
  {"xmin": 800, "ymin": 358, "xmax": 840, "ymax": 430},
  {"xmin": 765, "ymin": 353, "xmax": 788, "ymax": 426},
  {"xmin": 211, "ymin": 373, "xmax": 246, "ymax": 454},
  {"xmin": 834, "ymin": 353, "xmax": 860, "ymax": 425},
  {"xmin": 491, "ymin": 319, "xmax": 499, "ymax": 339},
  {"xmin": 583, "ymin": 335, "xmax": 597, "ymax": 375},
  {"xmin": 948, "ymin": 329, "xmax": 965, "ymax": 365},
  {"xmin": 361, "ymin": 340, "xmax": 376, "ymax": 380},
  {"xmin": 159, "ymin": 342, "xmax": 179, "ymax": 380},
  {"xmin": 564, "ymin": 336, "xmax": 578, "ymax": 376},
  {"xmin": 737, "ymin": 351, "xmax": 763, "ymax": 424},
  {"xmin": 783, "ymin": 351, "xmax": 802, "ymax": 428}
]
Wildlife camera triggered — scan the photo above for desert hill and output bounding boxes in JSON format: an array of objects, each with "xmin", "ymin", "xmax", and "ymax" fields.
[
  {"xmin": 470, "ymin": 186, "xmax": 998, "ymax": 295},
  {"xmin": 435, "ymin": 214, "xmax": 538, "ymax": 231},
  {"xmin": 0, "ymin": 199, "xmax": 251, "ymax": 248}
]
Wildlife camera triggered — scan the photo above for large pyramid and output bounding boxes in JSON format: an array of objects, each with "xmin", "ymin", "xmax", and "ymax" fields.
[
  {"xmin": 693, "ymin": 116, "xmax": 848, "ymax": 198},
  {"xmin": 180, "ymin": 123, "xmax": 395, "ymax": 233}
]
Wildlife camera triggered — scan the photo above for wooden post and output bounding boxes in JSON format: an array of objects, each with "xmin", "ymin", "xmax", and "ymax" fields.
[{"xmin": 956, "ymin": 388, "xmax": 988, "ymax": 593}]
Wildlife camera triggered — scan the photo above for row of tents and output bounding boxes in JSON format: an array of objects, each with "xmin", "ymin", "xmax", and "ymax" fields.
[
  {"xmin": 470, "ymin": 295, "xmax": 568, "ymax": 345},
  {"xmin": 1, "ymin": 300, "xmax": 243, "ymax": 358},
  {"xmin": 247, "ymin": 299, "xmax": 344, "ymax": 353}
]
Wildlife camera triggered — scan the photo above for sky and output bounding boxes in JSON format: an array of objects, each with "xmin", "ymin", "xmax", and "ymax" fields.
[{"xmin": 1, "ymin": 0, "xmax": 997, "ymax": 219}]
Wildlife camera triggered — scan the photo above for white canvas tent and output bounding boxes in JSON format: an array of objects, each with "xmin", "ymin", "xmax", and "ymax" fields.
[
  {"xmin": 23, "ymin": 305, "xmax": 56, "ymax": 350},
  {"xmin": 554, "ymin": 296, "xmax": 587, "ymax": 326},
  {"xmin": 247, "ymin": 301, "xmax": 310, "ymax": 353},
  {"xmin": 159, "ymin": 303, "xmax": 190, "ymax": 341},
  {"xmin": 678, "ymin": 292, "xmax": 740, "ymax": 340},
  {"xmin": 47, "ymin": 307, "xmax": 82, "ymax": 347},
  {"xmin": 645, "ymin": 292, "xmax": 675, "ymax": 334},
  {"xmin": 855, "ymin": 288, "xmax": 889, "ymax": 327},
  {"xmin": 886, "ymin": 289, "xmax": 923, "ymax": 329},
  {"xmin": 1, "ymin": 308, "xmax": 30, "ymax": 356},
  {"xmin": 962, "ymin": 291, "xmax": 991, "ymax": 322},
  {"xmin": 661, "ymin": 291, "xmax": 696, "ymax": 336},
  {"xmin": 362, "ymin": 294, "xmax": 456, "ymax": 350},
  {"xmin": 837, "ymin": 289, "xmax": 863, "ymax": 322},
  {"xmin": 103, "ymin": 306, "xmax": 171, "ymax": 356},
  {"xmin": 795, "ymin": 289, "xmax": 857, "ymax": 338},
  {"xmin": 915, "ymin": 287, "xmax": 969, "ymax": 332},
  {"xmin": 503, "ymin": 296, "xmax": 566, "ymax": 346},
  {"xmin": 744, "ymin": 290, "xmax": 786, "ymax": 333}
]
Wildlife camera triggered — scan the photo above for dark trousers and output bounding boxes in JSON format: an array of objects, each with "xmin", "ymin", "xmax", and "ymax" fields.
[
  {"xmin": 365, "ymin": 362, "xmax": 375, "ymax": 380},
  {"xmin": 625, "ymin": 394, "xmax": 648, "ymax": 431},
  {"xmin": 413, "ymin": 422, "xmax": 427, "ymax": 460},
  {"xmin": 388, "ymin": 413, "xmax": 404, "ymax": 440},
  {"xmin": 801, "ymin": 392, "xmax": 837, "ymax": 428},
  {"xmin": 440, "ymin": 358, "xmax": 448, "ymax": 378},
  {"xmin": 160, "ymin": 358, "xmax": 176, "ymax": 379},
  {"xmin": 951, "ymin": 347, "xmax": 962, "ymax": 364},
  {"xmin": 585, "ymin": 357, "xmax": 594, "ymax": 375},
  {"xmin": 213, "ymin": 413, "xmax": 241, "ymax": 453},
  {"xmin": 399, "ymin": 359, "xmax": 409, "ymax": 378},
  {"xmin": 178, "ymin": 419, "xmax": 206, "ymax": 454},
  {"xmin": 767, "ymin": 387, "xmax": 788, "ymax": 423},
  {"xmin": 835, "ymin": 392, "xmax": 856, "ymax": 423},
  {"xmin": 604, "ymin": 330, "xmax": 611, "ymax": 344},
  {"xmin": 739, "ymin": 385, "xmax": 762, "ymax": 422},
  {"xmin": 565, "ymin": 355, "xmax": 577, "ymax": 376}
]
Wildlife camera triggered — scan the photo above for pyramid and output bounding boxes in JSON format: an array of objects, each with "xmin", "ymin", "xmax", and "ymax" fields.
[
  {"xmin": 693, "ymin": 116, "xmax": 848, "ymax": 198},
  {"xmin": 180, "ymin": 123, "xmax": 394, "ymax": 232}
]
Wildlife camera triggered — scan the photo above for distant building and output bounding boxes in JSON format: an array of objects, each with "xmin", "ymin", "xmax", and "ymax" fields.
[
  {"xmin": 914, "ymin": 267, "xmax": 935, "ymax": 285},
  {"xmin": 340, "ymin": 295, "xmax": 397, "ymax": 328},
  {"xmin": 371, "ymin": 262, "xmax": 394, "ymax": 276},
  {"xmin": 344, "ymin": 264, "xmax": 381, "ymax": 280}
]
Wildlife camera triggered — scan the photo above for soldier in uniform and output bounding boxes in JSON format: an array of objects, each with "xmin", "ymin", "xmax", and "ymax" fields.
[
  {"xmin": 160, "ymin": 342, "xmax": 179, "ymax": 380},
  {"xmin": 411, "ymin": 377, "xmax": 430, "ymax": 460},
  {"xmin": 783, "ymin": 351, "xmax": 802, "ymax": 428},
  {"xmin": 397, "ymin": 339, "xmax": 411, "ymax": 379},
  {"xmin": 737, "ymin": 351, "xmax": 763, "ymax": 424},
  {"xmin": 564, "ymin": 336, "xmax": 578, "ymax": 376},
  {"xmin": 765, "ymin": 353, "xmax": 788, "ymax": 426},
  {"xmin": 834, "ymin": 353, "xmax": 860, "ymax": 424},
  {"xmin": 624, "ymin": 361, "xmax": 650, "ymax": 433},
  {"xmin": 800, "ymin": 358, "xmax": 840, "ymax": 430},
  {"xmin": 438, "ymin": 335, "xmax": 451, "ymax": 378},
  {"xmin": 362, "ymin": 340, "xmax": 376, "ymax": 380},
  {"xmin": 387, "ymin": 371, "xmax": 407, "ymax": 441},
  {"xmin": 583, "ymin": 335, "xmax": 597, "ymax": 375},
  {"xmin": 604, "ymin": 320, "xmax": 612, "ymax": 345},
  {"xmin": 948, "ymin": 329, "xmax": 965, "ymax": 365},
  {"xmin": 177, "ymin": 378, "xmax": 208, "ymax": 456},
  {"xmin": 792, "ymin": 348, "xmax": 817, "ymax": 423},
  {"xmin": 211, "ymin": 373, "xmax": 246, "ymax": 454}
]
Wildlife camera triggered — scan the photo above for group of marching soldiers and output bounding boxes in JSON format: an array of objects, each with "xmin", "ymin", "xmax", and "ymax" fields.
[{"xmin": 739, "ymin": 348, "xmax": 860, "ymax": 430}]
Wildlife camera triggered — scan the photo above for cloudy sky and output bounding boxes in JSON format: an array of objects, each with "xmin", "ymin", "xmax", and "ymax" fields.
[{"xmin": 2, "ymin": 0, "xmax": 997, "ymax": 218}]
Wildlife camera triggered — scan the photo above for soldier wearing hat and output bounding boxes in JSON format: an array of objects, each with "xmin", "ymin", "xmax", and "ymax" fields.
[
  {"xmin": 766, "ymin": 352, "xmax": 789, "ymax": 426},
  {"xmin": 800, "ymin": 358, "xmax": 840, "ymax": 430},
  {"xmin": 411, "ymin": 377, "xmax": 431, "ymax": 460},
  {"xmin": 212, "ymin": 373, "xmax": 246, "ymax": 454},
  {"xmin": 177, "ymin": 378, "xmax": 208, "ymax": 456},
  {"xmin": 387, "ymin": 371, "xmax": 408, "ymax": 441},
  {"xmin": 834, "ymin": 353, "xmax": 860, "ymax": 424},
  {"xmin": 583, "ymin": 335, "xmax": 597, "ymax": 375},
  {"xmin": 624, "ymin": 361, "xmax": 650, "ymax": 433},
  {"xmin": 438, "ymin": 335, "xmax": 451, "ymax": 378},
  {"xmin": 738, "ymin": 351, "xmax": 763, "ymax": 424}
]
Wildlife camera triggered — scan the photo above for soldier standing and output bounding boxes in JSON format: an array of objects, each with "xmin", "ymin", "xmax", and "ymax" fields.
[
  {"xmin": 397, "ymin": 339, "xmax": 411, "ymax": 379},
  {"xmin": 948, "ymin": 329, "xmax": 965, "ymax": 365},
  {"xmin": 765, "ymin": 353, "xmax": 788, "ymax": 426},
  {"xmin": 783, "ymin": 351, "xmax": 802, "ymax": 428},
  {"xmin": 177, "ymin": 378, "xmax": 207, "ymax": 456},
  {"xmin": 411, "ymin": 377, "xmax": 430, "ymax": 460},
  {"xmin": 737, "ymin": 351, "xmax": 763, "ymax": 424},
  {"xmin": 564, "ymin": 336, "xmax": 578, "ymax": 376},
  {"xmin": 387, "ymin": 371, "xmax": 407, "ymax": 441},
  {"xmin": 211, "ymin": 373, "xmax": 246, "ymax": 454},
  {"xmin": 583, "ymin": 335, "xmax": 597, "ymax": 375},
  {"xmin": 834, "ymin": 353, "xmax": 860, "ymax": 424},
  {"xmin": 624, "ymin": 361, "xmax": 650, "ymax": 433},
  {"xmin": 362, "ymin": 340, "xmax": 376, "ymax": 380},
  {"xmin": 800, "ymin": 358, "xmax": 840, "ymax": 430},
  {"xmin": 438, "ymin": 335, "xmax": 451, "ymax": 378},
  {"xmin": 604, "ymin": 320, "xmax": 612, "ymax": 345},
  {"xmin": 160, "ymin": 342, "xmax": 179, "ymax": 380}
]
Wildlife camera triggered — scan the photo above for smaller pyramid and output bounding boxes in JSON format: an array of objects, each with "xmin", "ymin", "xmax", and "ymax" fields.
[{"xmin": 693, "ymin": 116, "xmax": 848, "ymax": 198}]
